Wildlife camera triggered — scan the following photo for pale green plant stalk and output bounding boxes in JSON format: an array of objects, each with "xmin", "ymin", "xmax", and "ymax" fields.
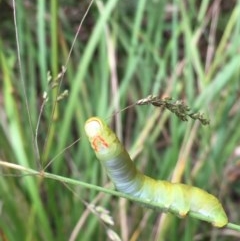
[{"xmin": 0, "ymin": 159, "xmax": 240, "ymax": 232}]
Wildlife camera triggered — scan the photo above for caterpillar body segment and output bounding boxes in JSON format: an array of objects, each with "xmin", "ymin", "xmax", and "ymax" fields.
[{"xmin": 84, "ymin": 117, "xmax": 228, "ymax": 228}]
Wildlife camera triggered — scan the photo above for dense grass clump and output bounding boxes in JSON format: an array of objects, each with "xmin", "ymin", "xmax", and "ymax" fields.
[{"xmin": 0, "ymin": 1, "xmax": 240, "ymax": 240}]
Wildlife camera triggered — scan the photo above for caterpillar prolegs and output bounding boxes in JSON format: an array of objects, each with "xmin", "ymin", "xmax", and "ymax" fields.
[{"xmin": 84, "ymin": 117, "xmax": 228, "ymax": 227}]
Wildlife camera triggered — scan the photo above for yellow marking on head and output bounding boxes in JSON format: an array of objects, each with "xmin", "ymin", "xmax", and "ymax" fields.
[{"xmin": 84, "ymin": 117, "xmax": 103, "ymax": 138}]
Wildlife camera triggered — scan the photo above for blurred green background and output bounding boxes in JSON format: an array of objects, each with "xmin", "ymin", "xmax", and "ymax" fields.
[{"xmin": 0, "ymin": 0, "xmax": 240, "ymax": 240}]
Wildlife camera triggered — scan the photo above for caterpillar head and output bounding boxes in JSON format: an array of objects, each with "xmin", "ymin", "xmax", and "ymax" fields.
[{"xmin": 85, "ymin": 117, "xmax": 123, "ymax": 158}]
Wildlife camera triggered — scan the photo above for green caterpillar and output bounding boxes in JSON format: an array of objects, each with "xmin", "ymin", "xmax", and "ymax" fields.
[{"xmin": 84, "ymin": 117, "xmax": 228, "ymax": 227}]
